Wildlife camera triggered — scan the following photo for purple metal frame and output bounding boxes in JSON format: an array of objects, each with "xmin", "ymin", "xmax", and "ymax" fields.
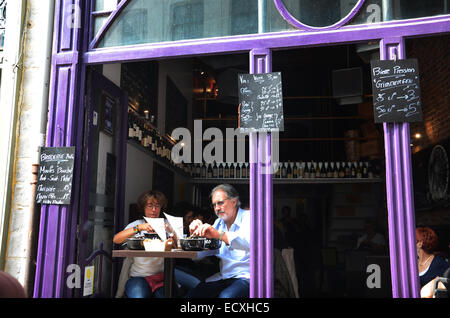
[
  {"xmin": 380, "ymin": 38, "xmax": 420, "ymax": 298},
  {"xmin": 249, "ymin": 49, "xmax": 274, "ymax": 298},
  {"xmin": 34, "ymin": 0, "xmax": 85, "ymax": 298},
  {"xmin": 37, "ymin": 0, "xmax": 450, "ymax": 298},
  {"xmin": 76, "ymin": 70, "xmax": 127, "ymax": 297}
]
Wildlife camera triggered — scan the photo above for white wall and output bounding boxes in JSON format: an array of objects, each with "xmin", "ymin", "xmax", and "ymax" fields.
[
  {"xmin": 3, "ymin": 0, "xmax": 54, "ymax": 283},
  {"xmin": 105, "ymin": 59, "xmax": 194, "ymax": 225}
]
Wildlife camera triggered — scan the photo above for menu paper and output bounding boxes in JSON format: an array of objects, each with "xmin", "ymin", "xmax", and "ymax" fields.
[
  {"xmin": 164, "ymin": 213, "xmax": 184, "ymax": 241},
  {"xmin": 144, "ymin": 217, "xmax": 166, "ymax": 241}
]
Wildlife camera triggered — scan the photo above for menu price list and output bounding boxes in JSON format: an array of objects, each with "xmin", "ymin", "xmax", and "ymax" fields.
[{"xmin": 36, "ymin": 147, "xmax": 75, "ymax": 205}]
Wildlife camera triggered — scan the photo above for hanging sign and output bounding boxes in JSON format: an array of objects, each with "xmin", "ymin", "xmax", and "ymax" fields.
[
  {"xmin": 36, "ymin": 147, "xmax": 75, "ymax": 205},
  {"xmin": 370, "ymin": 59, "xmax": 423, "ymax": 123},
  {"xmin": 83, "ymin": 266, "xmax": 95, "ymax": 297},
  {"xmin": 238, "ymin": 72, "xmax": 284, "ymax": 132}
]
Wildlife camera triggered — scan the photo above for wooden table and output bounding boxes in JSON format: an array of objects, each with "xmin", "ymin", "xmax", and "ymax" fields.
[{"xmin": 113, "ymin": 249, "xmax": 219, "ymax": 298}]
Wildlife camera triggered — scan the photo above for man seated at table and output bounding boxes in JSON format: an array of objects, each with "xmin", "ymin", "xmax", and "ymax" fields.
[{"xmin": 185, "ymin": 184, "xmax": 250, "ymax": 298}]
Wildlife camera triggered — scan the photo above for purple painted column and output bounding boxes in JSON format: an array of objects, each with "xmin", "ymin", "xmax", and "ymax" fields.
[
  {"xmin": 380, "ymin": 38, "xmax": 420, "ymax": 298},
  {"xmin": 249, "ymin": 49, "xmax": 274, "ymax": 298},
  {"xmin": 34, "ymin": 0, "xmax": 85, "ymax": 298}
]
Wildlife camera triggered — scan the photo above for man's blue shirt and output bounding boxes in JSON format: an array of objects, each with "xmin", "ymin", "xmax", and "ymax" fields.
[{"xmin": 206, "ymin": 208, "xmax": 250, "ymax": 282}]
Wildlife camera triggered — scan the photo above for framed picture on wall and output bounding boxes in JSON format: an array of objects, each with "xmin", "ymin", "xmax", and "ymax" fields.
[{"xmin": 101, "ymin": 93, "xmax": 116, "ymax": 136}]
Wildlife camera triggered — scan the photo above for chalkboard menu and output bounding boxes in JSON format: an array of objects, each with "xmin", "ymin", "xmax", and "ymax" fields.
[
  {"xmin": 36, "ymin": 147, "xmax": 75, "ymax": 205},
  {"xmin": 238, "ymin": 72, "xmax": 284, "ymax": 132},
  {"xmin": 370, "ymin": 59, "xmax": 423, "ymax": 123}
]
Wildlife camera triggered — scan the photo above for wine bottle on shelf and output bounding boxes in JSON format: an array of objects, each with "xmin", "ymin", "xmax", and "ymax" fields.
[
  {"xmin": 327, "ymin": 161, "xmax": 334, "ymax": 178},
  {"xmin": 337, "ymin": 162, "xmax": 344, "ymax": 178},
  {"xmin": 136, "ymin": 119, "xmax": 142, "ymax": 143},
  {"xmin": 230, "ymin": 162, "xmax": 235, "ymax": 179},
  {"xmin": 246, "ymin": 163, "xmax": 250, "ymax": 178},
  {"xmin": 293, "ymin": 162, "xmax": 298, "ymax": 179},
  {"xmin": 241, "ymin": 163, "xmax": 246, "ymax": 178},
  {"xmin": 356, "ymin": 162, "xmax": 362, "ymax": 179},
  {"xmin": 287, "ymin": 161, "xmax": 293, "ymax": 179},
  {"xmin": 351, "ymin": 162, "xmax": 356, "ymax": 178},
  {"xmin": 142, "ymin": 130, "xmax": 148, "ymax": 148},
  {"xmin": 299, "ymin": 162, "xmax": 305, "ymax": 178},
  {"xmin": 332, "ymin": 162, "xmax": 338, "ymax": 178},
  {"xmin": 235, "ymin": 162, "xmax": 241, "ymax": 179},
  {"xmin": 224, "ymin": 163, "xmax": 230, "ymax": 178},
  {"xmin": 320, "ymin": 162, "xmax": 326, "ymax": 178},
  {"xmin": 315, "ymin": 162, "xmax": 321, "ymax": 178},
  {"xmin": 362, "ymin": 162, "xmax": 368, "ymax": 178},
  {"xmin": 128, "ymin": 112, "xmax": 135, "ymax": 140},
  {"xmin": 304, "ymin": 162, "xmax": 310, "ymax": 178},
  {"xmin": 218, "ymin": 163, "xmax": 224, "ymax": 178},
  {"xmin": 275, "ymin": 163, "xmax": 280, "ymax": 179},
  {"xmin": 344, "ymin": 162, "xmax": 350, "ymax": 178},
  {"xmin": 207, "ymin": 163, "xmax": 213, "ymax": 178},
  {"xmin": 201, "ymin": 163, "xmax": 207, "ymax": 178},
  {"xmin": 328, "ymin": 162, "xmax": 334, "ymax": 178},
  {"xmin": 213, "ymin": 161, "xmax": 218, "ymax": 178},
  {"xmin": 367, "ymin": 161, "xmax": 374, "ymax": 178},
  {"xmin": 281, "ymin": 162, "xmax": 287, "ymax": 178},
  {"xmin": 310, "ymin": 162, "xmax": 316, "ymax": 179}
]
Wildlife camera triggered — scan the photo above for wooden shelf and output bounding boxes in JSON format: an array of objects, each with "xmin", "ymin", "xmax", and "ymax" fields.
[
  {"xmin": 195, "ymin": 95, "xmax": 374, "ymax": 101},
  {"xmin": 195, "ymin": 116, "xmax": 371, "ymax": 122},
  {"xmin": 190, "ymin": 178, "xmax": 383, "ymax": 184}
]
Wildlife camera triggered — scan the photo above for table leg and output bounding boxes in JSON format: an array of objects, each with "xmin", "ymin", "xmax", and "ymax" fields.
[{"xmin": 164, "ymin": 258, "xmax": 175, "ymax": 298}]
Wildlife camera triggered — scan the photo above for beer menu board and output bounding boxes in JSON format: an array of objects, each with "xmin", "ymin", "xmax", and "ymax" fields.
[
  {"xmin": 36, "ymin": 147, "xmax": 75, "ymax": 205},
  {"xmin": 238, "ymin": 72, "xmax": 284, "ymax": 132},
  {"xmin": 370, "ymin": 59, "xmax": 423, "ymax": 123}
]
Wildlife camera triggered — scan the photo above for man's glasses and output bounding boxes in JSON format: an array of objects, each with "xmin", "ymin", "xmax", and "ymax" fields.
[{"xmin": 211, "ymin": 198, "xmax": 229, "ymax": 209}]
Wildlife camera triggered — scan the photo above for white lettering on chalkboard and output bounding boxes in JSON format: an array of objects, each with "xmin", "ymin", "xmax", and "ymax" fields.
[
  {"xmin": 370, "ymin": 59, "xmax": 422, "ymax": 123},
  {"xmin": 238, "ymin": 72, "xmax": 284, "ymax": 132},
  {"xmin": 36, "ymin": 147, "xmax": 75, "ymax": 205}
]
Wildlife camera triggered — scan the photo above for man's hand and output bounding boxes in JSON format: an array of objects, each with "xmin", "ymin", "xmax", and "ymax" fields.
[
  {"xmin": 189, "ymin": 219, "xmax": 204, "ymax": 235},
  {"xmin": 193, "ymin": 223, "xmax": 220, "ymax": 239}
]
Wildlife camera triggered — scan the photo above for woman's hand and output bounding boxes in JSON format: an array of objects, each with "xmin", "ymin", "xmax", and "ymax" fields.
[{"xmin": 138, "ymin": 223, "xmax": 154, "ymax": 233}]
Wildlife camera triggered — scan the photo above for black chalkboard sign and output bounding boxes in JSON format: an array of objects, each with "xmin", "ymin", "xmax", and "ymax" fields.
[
  {"xmin": 36, "ymin": 147, "xmax": 75, "ymax": 205},
  {"xmin": 238, "ymin": 72, "xmax": 284, "ymax": 132},
  {"xmin": 370, "ymin": 59, "xmax": 423, "ymax": 123}
]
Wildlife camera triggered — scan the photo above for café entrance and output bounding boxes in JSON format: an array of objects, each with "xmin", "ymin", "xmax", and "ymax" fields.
[
  {"xmin": 78, "ymin": 42, "xmax": 390, "ymax": 297},
  {"xmin": 32, "ymin": 0, "xmax": 450, "ymax": 299}
]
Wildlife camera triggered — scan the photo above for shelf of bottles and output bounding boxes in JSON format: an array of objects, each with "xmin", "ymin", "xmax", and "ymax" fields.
[
  {"xmin": 127, "ymin": 108, "xmax": 188, "ymax": 174},
  {"xmin": 189, "ymin": 160, "xmax": 382, "ymax": 184}
]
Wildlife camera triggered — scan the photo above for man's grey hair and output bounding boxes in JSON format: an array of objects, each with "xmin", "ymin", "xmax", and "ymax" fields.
[{"xmin": 210, "ymin": 184, "xmax": 241, "ymax": 209}]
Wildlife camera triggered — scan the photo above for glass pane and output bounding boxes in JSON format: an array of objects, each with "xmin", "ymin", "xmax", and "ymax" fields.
[
  {"xmin": 0, "ymin": 0, "xmax": 6, "ymax": 50},
  {"xmin": 98, "ymin": 0, "xmax": 295, "ymax": 48},
  {"xmin": 95, "ymin": 0, "xmax": 105, "ymax": 11},
  {"xmin": 281, "ymin": 0, "xmax": 344, "ymax": 27},
  {"xmin": 95, "ymin": 0, "xmax": 117, "ymax": 12},
  {"xmin": 350, "ymin": 0, "xmax": 450, "ymax": 25},
  {"xmin": 94, "ymin": 16, "xmax": 109, "ymax": 35}
]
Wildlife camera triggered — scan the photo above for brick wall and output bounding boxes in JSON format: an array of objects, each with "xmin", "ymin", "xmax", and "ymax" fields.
[{"xmin": 408, "ymin": 34, "xmax": 450, "ymax": 153}]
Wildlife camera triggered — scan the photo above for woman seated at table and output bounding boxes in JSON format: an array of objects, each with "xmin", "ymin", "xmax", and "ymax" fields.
[{"xmin": 113, "ymin": 190, "xmax": 167, "ymax": 298}]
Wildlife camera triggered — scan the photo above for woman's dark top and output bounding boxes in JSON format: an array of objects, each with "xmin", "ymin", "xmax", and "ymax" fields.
[{"xmin": 419, "ymin": 254, "xmax": 450, "ymax": 287}]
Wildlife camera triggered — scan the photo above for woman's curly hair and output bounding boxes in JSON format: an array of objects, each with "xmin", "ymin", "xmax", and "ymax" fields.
[
  {"xmin": 136, "ymin": 190, "xmax": 167, "ymax": 216},
  {"xmin": 416, "ymin": 227, "xmax": 439, "ymax": 254}
]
